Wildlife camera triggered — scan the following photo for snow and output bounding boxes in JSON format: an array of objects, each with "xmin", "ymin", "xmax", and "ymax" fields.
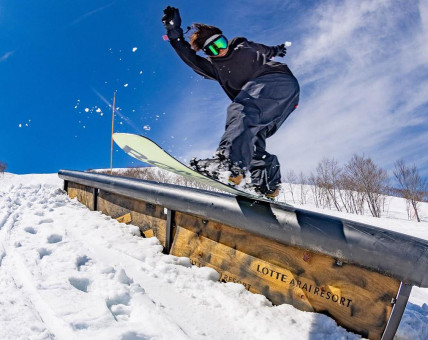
[{"xmin": 0, "ymin": 173, "xmax": 427, "ymax": 339}]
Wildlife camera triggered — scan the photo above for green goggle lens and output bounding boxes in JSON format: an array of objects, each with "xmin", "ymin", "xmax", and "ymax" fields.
[
  {"xmin": 204, "ymin": 36, "xmax": 228, "ymax": 56},
  {"xmin": 212, "ymin": 36, "xmax": 228, "ymax": 49}
]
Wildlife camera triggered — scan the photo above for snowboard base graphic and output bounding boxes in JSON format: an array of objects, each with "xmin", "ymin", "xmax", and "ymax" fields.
[{"xmin": 113, "ymin": 133, "xmax": 277, "ymax": 202}]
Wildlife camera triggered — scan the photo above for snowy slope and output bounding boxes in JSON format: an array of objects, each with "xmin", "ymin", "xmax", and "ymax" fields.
[{"xmin": 0, "ymin": 173, "xmax": 427, "ymax": 340}]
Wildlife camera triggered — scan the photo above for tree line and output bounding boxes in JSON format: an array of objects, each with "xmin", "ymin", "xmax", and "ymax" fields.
[{"xmin": 283, "ymin": 155, "xmax": 427, "ymax": 222}]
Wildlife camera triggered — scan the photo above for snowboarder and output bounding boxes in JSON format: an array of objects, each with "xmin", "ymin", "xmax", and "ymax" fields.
[{"xmin": 162, "ymin": 6, "xmax": 300, "ymax": 198}]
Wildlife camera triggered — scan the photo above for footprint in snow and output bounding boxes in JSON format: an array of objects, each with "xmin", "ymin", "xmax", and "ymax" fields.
[
  {"xmin": 121, "ymin": 331, "xmax": 148, "ymax": 340},
  {"xmin": 37, "ymin": 248, "xmax": 52, "ymax": 259},
  {"xmin": 105, "ymin": 269, "xmax": 138, "ymax": 321},
  {"xmin": 106, "ymin": 291, "xmax": 132, "ymax": 321},
  {"xmin": 68, "ymin": 277, "xmax": 91, "ymax": 293},
  {"xmin": 0, "ymin": 251, "xmax": 5, "ymax": 266},
  {"xmin": 116, "ymin": 269, "xmax": 133, "ymax": 285},
  {"xmin": 75, "ymin": 255, "xmax": 92, "ymax": 271},
  {"xmin": 47, "ymin": 234, "xmax": 62, "ymax": 244},
  {"xmin": 24, "ymin": 226, "xmax": 37, "ymax": 234},
  {"xmin": 38, "ymin": 218, "xmax": 54, "ymax": 225},
  {"xmin": 109, "ymin": 303, "xmax": 132, "ymax": 321},
  {"xmin": 52, "ymin": 201, "xmax": 66, "ymax": 208},
  {"xmin": 70, "ymin": 322, "xmax": 89, "ymax": 331}
]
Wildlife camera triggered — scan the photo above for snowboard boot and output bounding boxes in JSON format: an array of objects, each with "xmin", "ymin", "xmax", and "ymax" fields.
[
  {"xmin": 265, "ymin": 187, "xmax": 280, "ymax": 199},
  {"xmin": 228, "ymin": 173, "xmax": 244, "ymax": 186},
  {"xmin": 228, "ymin": 163, "xmax": 246, "ymax": 186},
  {"xmin": 254, "ymin": 184, "xmax": 281, "ymax": 199}
]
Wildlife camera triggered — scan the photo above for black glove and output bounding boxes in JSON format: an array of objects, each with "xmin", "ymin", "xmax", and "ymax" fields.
[
  {"xmin": 274, "ymin": 44, "xmax": 287, "ymax": 57},
  {"xmin": 162, "ymin": 6, "xmax": 182, "ymax": 31}
]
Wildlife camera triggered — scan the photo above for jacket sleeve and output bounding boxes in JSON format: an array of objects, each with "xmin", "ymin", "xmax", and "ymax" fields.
[
  {"xmin": 247, "ymin": 40, "xmax": 282, "ymax": 60},
  {"xmin": 169, "ymin": 37, "xmax": 218, "ymax": 80}
]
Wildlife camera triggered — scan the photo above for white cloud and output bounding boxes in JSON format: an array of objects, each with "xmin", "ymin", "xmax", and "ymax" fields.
[
  {"xmin": 268, "ymin": 0, "xmax": 428, "ymax": 176},
  {"xmin": 0, "ymin": 51, "xmax": 14, "ymax": 62},
  {"xmin": 70, "ymin": 1, "xmax": 117, "ymax": 26}
]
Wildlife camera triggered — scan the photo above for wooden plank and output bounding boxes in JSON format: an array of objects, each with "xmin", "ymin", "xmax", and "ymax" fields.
[
  {"xmin": 97, "ymin": 190, "xmax": 167, "ymax": 246},
  {"xmin": 171, "ymin": 213, "xmax": 401, "ymax": 340},
  {"xmin": 142, "ymin": 229, "xmax": 154, "ymax": 238},
  {"xmin": 115, "ymin": 213, "xmax": 132, "ymax": 224},
  {"xmin": 67, "ymin": 182, "xmax": 95, "ymax": 210}
]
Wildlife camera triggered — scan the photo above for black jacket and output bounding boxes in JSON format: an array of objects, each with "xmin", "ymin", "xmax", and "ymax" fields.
[{"xmin": 170, "ymin": 36, "xmax": 294, "ymax": 100}]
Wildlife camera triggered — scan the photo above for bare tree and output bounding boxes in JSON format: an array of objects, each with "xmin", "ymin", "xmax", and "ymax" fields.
[
  {"xmin": 343, "ymin": 154, "xmax": 388, "ymax": 218},
  {"xmin": 316, "ymin": 158, "xmax": 343, "ymax": 211},
  {"xmin": 298, "ymin": 172, "xmax": 309, "ymax": 205},
  {"xmin": 0, "ymin": 162, "xmax": 6, "ymax": 176},
  {"xmin": 393, "ymin": 160, "xmax": 426, "ymax": 222},
  {"xmin": 284, "ymin": 170, "xmax": 297, "ymax": 203},
  {"xmin": 308, "ymin": 172, "xmax": 322, "ymax": 208},
  {"xmin": 315, "ymin": 159, "xmax": 331, "ymax": 209},
  {"xmin": 339, "ymin": 174, "xmax": 365, "ymax": 215}
]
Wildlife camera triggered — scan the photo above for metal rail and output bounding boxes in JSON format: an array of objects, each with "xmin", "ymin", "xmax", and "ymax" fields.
[{"xmin": 58, "ymin": 169, "xmax": 428, "ymax": 288}]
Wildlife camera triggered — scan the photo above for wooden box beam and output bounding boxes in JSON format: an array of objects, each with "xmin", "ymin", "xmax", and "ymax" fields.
[{"xmin": 171, "ymin": 212, "xmax": 401, "ymax": 340}]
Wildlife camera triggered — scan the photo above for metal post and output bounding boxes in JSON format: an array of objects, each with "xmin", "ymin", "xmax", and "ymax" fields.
[
  {"xmin": 381, "ymin": 282, "xmax": 412, "ymax": 340},
  {"xmin": 163, "ymin": 209, "xmax": 175, "ymax": 255},
  {"xmin": 92, "ymin": 188, "xmax": 98, "ymax": 211},
  {"xmin": 110, "ymin": 92, "xmax": 116, "ymax": 175}
]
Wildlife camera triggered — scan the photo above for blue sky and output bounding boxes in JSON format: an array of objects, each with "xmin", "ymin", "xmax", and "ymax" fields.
[{"xmin": 1, "ymin": 0, "xmax": 427, "ymax": 179}]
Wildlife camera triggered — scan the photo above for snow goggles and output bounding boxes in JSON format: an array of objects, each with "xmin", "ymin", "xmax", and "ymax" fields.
[{"xmin": 202, "ymin": 34, "xmax": 228, "ymax": 56}]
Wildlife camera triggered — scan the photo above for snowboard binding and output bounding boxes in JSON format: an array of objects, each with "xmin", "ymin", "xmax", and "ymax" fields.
[{"xmin": 190, "ymin": 155, "xmax": 245, "ymax": 186}]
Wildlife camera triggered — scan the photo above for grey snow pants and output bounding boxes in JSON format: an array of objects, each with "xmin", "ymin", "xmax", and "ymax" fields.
[{"xmin": 217, "ymin": 73, "xmax": 300, "ymax": 190}]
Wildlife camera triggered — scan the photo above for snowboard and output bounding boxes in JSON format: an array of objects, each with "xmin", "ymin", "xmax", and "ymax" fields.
[{"xmin": 113, "ymin": 133, "xmax": 276, "ymax": 202}]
